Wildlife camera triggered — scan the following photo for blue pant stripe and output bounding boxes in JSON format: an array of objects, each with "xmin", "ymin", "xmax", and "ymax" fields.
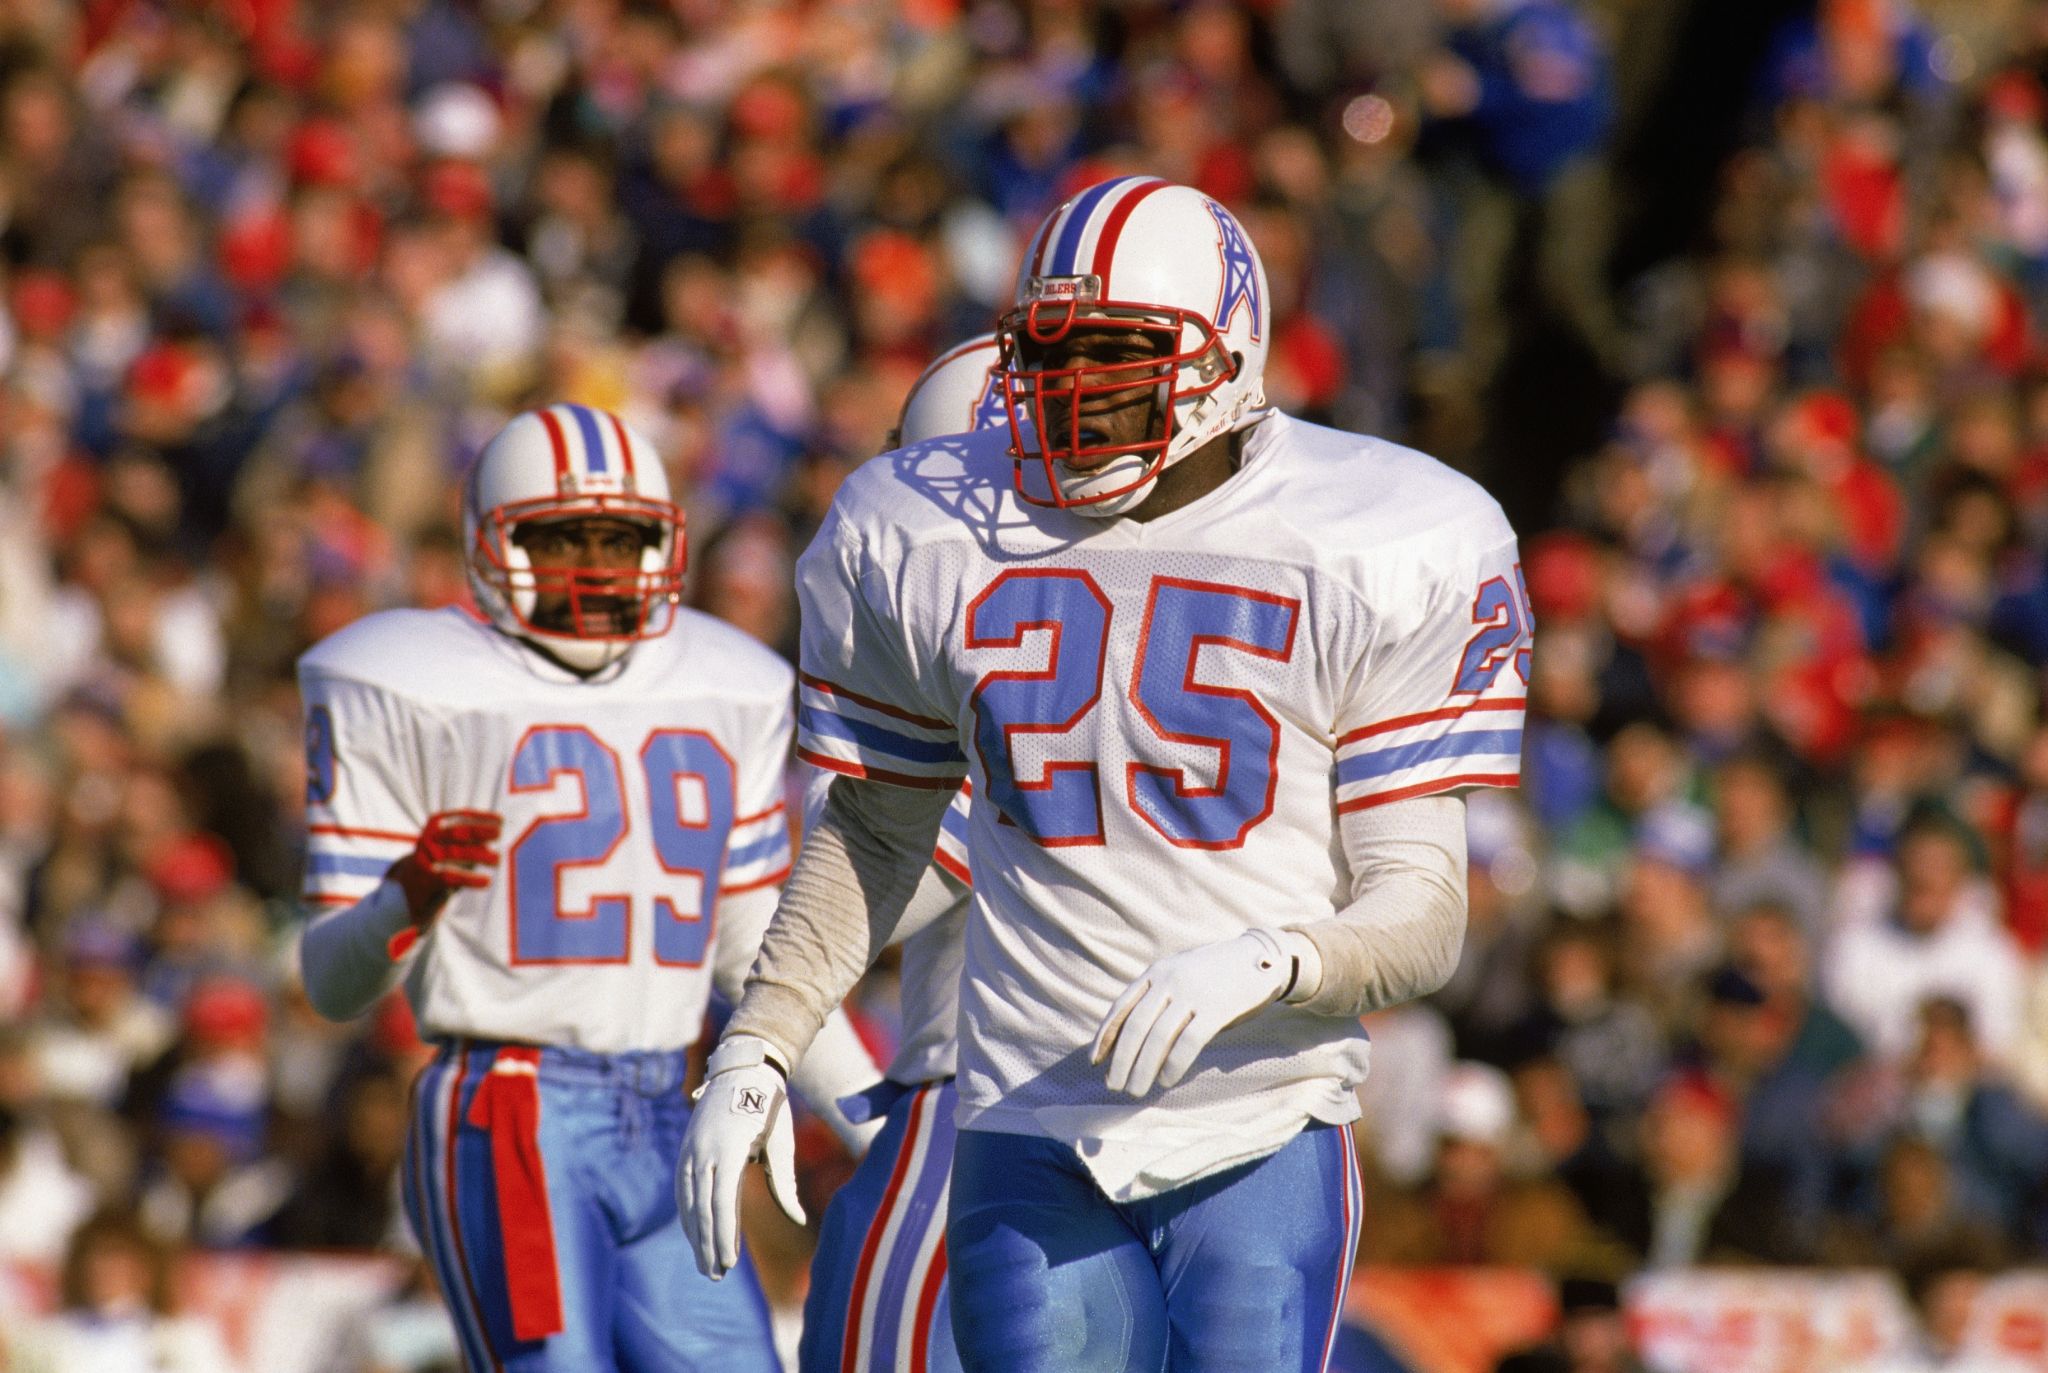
[
  {"xmin": 449, "ymin": 1052, "xmax": 525, "ymax": 1357},
  {"xmin": 412, "ymin": 1055, "xmax": 494, "ymax": 1373},
  {"xmin": 800, "ymin": 1081, "xmax": 962, "ymax": 1373},
  {"xmin": 868, "ymin": 1085, "xmax": 955, "ymax": 1370}
]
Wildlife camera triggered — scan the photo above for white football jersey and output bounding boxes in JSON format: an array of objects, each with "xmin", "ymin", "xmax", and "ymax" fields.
[
  {"xmin": 299, "ymin": 606, "xmax": 795, "ymax": 1054},
  {"xmin": 796, "ymin": 411, "xmax": 1528, "ymax": 1198}
]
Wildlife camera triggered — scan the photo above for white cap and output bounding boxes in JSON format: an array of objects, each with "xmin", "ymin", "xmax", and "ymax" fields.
[
  {"xmin": 1437, "ymin": 1061, "xmax": 1516, "ymax": 1147},
  {"xmin": 414, "ymin": 83, "xmax": 502, "ymax": 160}
]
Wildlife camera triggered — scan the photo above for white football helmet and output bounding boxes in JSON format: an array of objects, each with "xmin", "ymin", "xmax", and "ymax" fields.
[
  {"xmin": 998, "ymin": 176, "xmax": 1269, "ymax": 516},
  {"xmin": 893, "ymin": 334, "xmax": 1005, "ymax": 448},
  {"xmin": 464, "ymin": 404, "xmax": 685, "ymax": 672}
]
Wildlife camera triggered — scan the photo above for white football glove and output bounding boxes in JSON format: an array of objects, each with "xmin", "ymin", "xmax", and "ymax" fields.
[
  {"xmin": 1090, "ymin": 929, "xmax": 1314, "ymax": 1097},
  {"xmin": 676, "ymin": 1035, "xmax": 805, "ymax": 1280}
]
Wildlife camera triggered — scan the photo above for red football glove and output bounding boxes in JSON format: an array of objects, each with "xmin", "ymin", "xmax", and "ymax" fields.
[{"xmin": 389, "ymin": 809, "xmax": 503, "ymax": 926}]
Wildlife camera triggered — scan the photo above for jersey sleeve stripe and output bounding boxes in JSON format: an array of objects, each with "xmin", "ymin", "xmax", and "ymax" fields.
[
  {"xmin": 725, "ymin": 829, "xmax": 791, "ymax": 869},
  {"xmin": 1336, "ymin": 728, "xmax": 1523, "ymax": 784},
  {"xmin": 795, "ymin": 746, "xmax": 964, "ymax": 790},
  {"xmin": 1336, "ymin": 771, "xmax": 1522, "ymax": 812},
  {"xmin": 798, "ymin": 672, "xmax": 953, "ymax": 731},
  {"xmin": 308, "ymin": 823, "xmax": 418, "ymax": 843},
  {"xmin": 798, "ymin": 706, "xmax": 967, "ymax": 766},
  {"xmin": 302, "ymin": 892, "xmax": 358, "ymax": 907},
  {"xmin": 932, "ymin": 848, "xmax": 971, "ymax": 885},
  {"xmin": 307, "ymin": 852, "xmax": 400, "ymax": 878},
  {"xmin": 734, "ymin": 801, "xmax": 786, "ymax": 826},
  {"xmin": 721, "ymin": 863, "xmax": 792, "ymax": 895},
  {"xmin": 1336, "ymin": 696, "xmax": 1526, "ymax": 746}
]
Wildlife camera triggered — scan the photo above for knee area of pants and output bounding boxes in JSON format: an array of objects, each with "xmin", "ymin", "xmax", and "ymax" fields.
[
  {"xmin": 1169, "ymin": 1262, "xmax": 1309, "ymax": 1362},
  {"xmin": 1183, "ymin": 1258, "xmax": 1303, "ymax": 1310}
]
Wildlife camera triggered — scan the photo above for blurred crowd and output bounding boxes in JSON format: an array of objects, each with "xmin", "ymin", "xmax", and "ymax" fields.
[{"xmin": 0, "ymin": 0, "xmax": 2046, "ymax": 1369}]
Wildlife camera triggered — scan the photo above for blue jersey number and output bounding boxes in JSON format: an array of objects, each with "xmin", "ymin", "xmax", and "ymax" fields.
[
  {"xmin": 642, "ymin": 730, "xmax": 735, "ymax": 967},
  {"xmin": 1454, "ymin": 566, "xmax": 1533, "ymax": 694},
  {"xmin": 305, "ymin": 705, "xmax": 336, "ymax": 805},
  {"xmin": 968, "ymin": 572, "xmax": 1300, "ymax": 849},
  {"xmin": 508, "ymin": 725, "xmax": 736, "ymax": 964},
  {"xmin": 967, "ymin": 569, "xmax": 1113, "ymax": 845},
  {"xmin": 1128, "ymin": 578, "xmax": 1300, "ymax": 848}
]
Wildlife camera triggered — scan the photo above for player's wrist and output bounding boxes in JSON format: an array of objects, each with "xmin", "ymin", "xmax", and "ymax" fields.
[
  {"xmin": 387, "ymin": 854, "xmax": 450, "ymax": 926},
  {"xmin": 1241, "ymin": 928, "xmax": 1323, "ymax": 1007},
  {"xmin": 705, "ymin": 1033, "xmax": 791, "ymax": 1083}
]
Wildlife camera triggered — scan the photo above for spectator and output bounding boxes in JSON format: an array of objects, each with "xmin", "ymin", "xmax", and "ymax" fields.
[
  {"xmin": 134, "ymin": 1059, "xmax": 290, "ymax": 1248},
  {"xmin": 263, "ymin": 1065, "xmax": 409, "ymax": 1251},
  {"xmin": 1615, "ymin": 805, "xmax": 1723, "ymax": 1030},
  {"xmin": 1421, "ymin": 0, "xmax": 1618, "ymax": 381},
  {"xmin": 1819, "ymin": 1136, "xmax": 2010, "ymax": 1275},
  {"xmin": 1727, "ymin": 901, "xmax": 1864, "ymax": 1080},
  {"xmin": 1834, "ymin": 999, "xmax": 2048, "ymax": 1252},
  {"xmin": 1688, "ymin": 964, "xmax": 1832, "ymax": 1243},
  {"xmin": 1619, "ymin": 1074, "xmax": 1810, "ymax": 1267},
  {"xmin": 1356, "ymin": 998, "xmax": 1455, "ymax": 1189},
  {"xmin": 1364, "ymin": 1061, "xmax": 1622, "ymax": 1274},
  {"xmin": 1710, "ymin": 753, "xmax": 1830, "ymax": 931},
  {"xmin": 3, "ymin": 1209, "xmax": 243, "ymax": 1373},
  {"xmin": 1511, "ymin": 1054, "xmax": 1647, "ymax": 1252},
  {"xmin": 0, "ymin": 1095, "xmax": 96, "ymax": 1267},
  {"xmin": 1508, "ymin": 920, "xmax": 1667, "ymax": 1126},
  {"xmin": 29, "ymin": 919, "xmax": 173, "ymax": 1110},
  {"xmin": 1825, "ymin": 811, "xmax": 2029, "ymax": 1066}
]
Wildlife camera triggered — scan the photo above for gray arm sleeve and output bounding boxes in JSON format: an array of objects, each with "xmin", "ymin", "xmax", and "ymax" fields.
[
  {"xmin": 723, "ymin": 775, "xmax": 952, "ymax": 1069},
  {"xmin": 711, "ymin": 878, "xmax": 884, "ymax": 1148},
  {"xmin": 298, "ymin": 880, "xmax": 413, "ymax": 1022},
  {"xmin": 1282, "ymin": 793, "xmax": 1469, "ymax": 1018}
]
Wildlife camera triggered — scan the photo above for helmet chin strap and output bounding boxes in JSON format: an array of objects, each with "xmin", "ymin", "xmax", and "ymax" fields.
[
  {"xmin": 1057, "ymin": 453, "xmax": 1166, "ymax": 517},
  {"xmin": 520, "ymin": 629, "xmax": 634, "ymax": 676}
]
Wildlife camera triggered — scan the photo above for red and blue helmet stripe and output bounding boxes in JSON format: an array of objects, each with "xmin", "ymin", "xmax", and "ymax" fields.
[
  {"xmin": 1027, "ymin": 174, "xmax": 1171, "ymax": 286},
  {"xmin": 532, "ymin": 402, "xmax": 639, "ymax": 488}
]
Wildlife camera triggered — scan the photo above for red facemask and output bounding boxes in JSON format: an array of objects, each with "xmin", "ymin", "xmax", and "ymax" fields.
[
  {"xmin": 996, "ymin": 296, "xmax": 1236, "ymax": 510},
  {"xmin": 470, "ymin": 495, "xmax": 687, "ymax": 643}
]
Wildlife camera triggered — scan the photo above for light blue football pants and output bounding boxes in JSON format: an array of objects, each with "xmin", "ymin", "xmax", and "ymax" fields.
[
  {"xmin": 944, "ymin": 1122, "xmax": 1362, "ymax": 1372},
  {"xmin": 404, "ymin": 1039, "xmax": 779, "ymax": 1373}
]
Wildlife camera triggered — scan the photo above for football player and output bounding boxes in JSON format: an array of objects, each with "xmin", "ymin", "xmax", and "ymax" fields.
[
  {"xmin": 795, "ymin": 336, "xmax": 1001, "ymax": 1373},
  {"xmin": 682, "ymin": 178, "xmax": 1528, "ymax": 1369},
  {"xmin": 297, "ymin": 405, "xmax": 879, "ymax": 1373}
]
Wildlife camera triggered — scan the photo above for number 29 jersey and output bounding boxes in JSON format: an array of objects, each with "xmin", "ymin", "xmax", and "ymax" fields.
[
  {"xmin": 298, "ymin": 606, "xmax": 795, "ymax": 1054},
  {"xmin": 796, "ymin": 411, "xmax": 1528, "ymax": 1198}
]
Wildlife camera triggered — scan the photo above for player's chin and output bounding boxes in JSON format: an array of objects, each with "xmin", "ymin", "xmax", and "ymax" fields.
[
  {"xmin": 1055, "ymin": 436, "xmax": 1135, "ymax": 472},
  {"xmin": 531, "ymin": 602, "xmax": 638, "ymax": 636},
  {"xmin": 576, "ymin": 602, "xmax": 639, "ymax": 635}
]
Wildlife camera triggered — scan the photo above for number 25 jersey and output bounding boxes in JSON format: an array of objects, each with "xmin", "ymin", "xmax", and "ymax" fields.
[
  {"xmin": 298, "ymin": 606, "xmax": 795, "ymax": 1054},
  {"xmin": 796, "ymin": 412, "xmax": 1528, "ymax": 1197}
]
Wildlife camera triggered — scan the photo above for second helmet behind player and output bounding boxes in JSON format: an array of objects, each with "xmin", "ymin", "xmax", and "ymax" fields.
[
  {"xmin": 998, "ymin": 176, "xmax": 1270, "ymax": 516},
  {"xmin": 893, "ymin": 333, "xmax": 1004, "ymax": 449},
  {"xmin": 464, "ymin": 404, "xmax": 686, "ymax": 672}
]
